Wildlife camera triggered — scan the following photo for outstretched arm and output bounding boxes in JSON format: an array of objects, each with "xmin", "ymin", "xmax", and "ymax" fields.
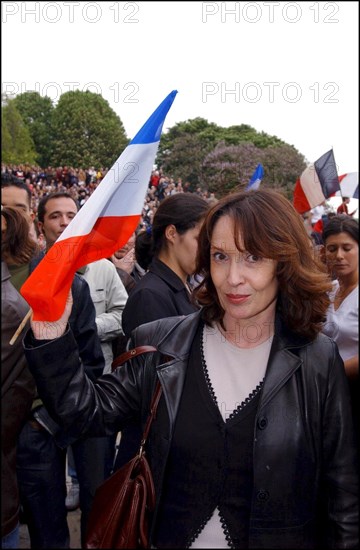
[{"xmin": 24, "ymin": 288, "xmax": 144, "ymax": 447}]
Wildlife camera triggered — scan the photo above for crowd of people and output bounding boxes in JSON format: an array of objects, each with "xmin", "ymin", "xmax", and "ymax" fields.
[
  {"xmin": 1, "ymin": 163, "xmax": 358, "ymax": 549},
  {"xmin": 1, "ymin": 164, "xmax": 218, "ymax": 233}
]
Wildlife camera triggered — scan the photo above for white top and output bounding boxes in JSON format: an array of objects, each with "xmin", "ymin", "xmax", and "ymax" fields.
[
  {"xmin": 82, "ymin": 259, "xmax": 128, "ymax": 373},
  {"xmin": 322, "ymin": 281, "xmax": 358, "ymax": 362},
  {"xmin": 202, "ymin": 323, "xmax": 272, "ymax": 421},
  {"xmin": 190, "ymin": 324, "xmax": 272, "ymax": 549}
]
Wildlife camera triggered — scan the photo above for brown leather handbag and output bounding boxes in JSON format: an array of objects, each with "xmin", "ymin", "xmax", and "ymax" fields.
[{"xmin": 85, "ymin": 345, "xmax": 161, "ymax": 549}]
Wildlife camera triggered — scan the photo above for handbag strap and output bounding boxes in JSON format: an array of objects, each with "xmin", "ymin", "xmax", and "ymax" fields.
[
  {"xmin": 139, "ymin": 381, "xmax": 162, "ymax": 455},
  {"xmin": 111, "ymin": 344, "xmax": 163, "ymax": 456},
  {"xmin": 111, "ymin": 345, "xmax": 158, "ymax": 371}
]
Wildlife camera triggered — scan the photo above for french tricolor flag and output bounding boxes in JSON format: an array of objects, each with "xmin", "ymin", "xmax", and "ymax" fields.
[
  {"xmin": 293, "ymin": 149, "xmax": 340, "ymax": 214},
  {"xmin": 21, "ymin": 90, "xmax": 177, "ymax": 321}
]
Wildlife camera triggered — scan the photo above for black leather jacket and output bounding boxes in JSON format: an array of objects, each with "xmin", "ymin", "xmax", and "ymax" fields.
[
  {"xmin": 23, "ymin": 311, "xmax": 358, "ymax": 548},
  {"xmin": 28, "ymin": 254, "xmax": 105, "ymax": 435},
  {"xmin": 122, "ymin": 257, "xmax": 198, "ymax": 337}
]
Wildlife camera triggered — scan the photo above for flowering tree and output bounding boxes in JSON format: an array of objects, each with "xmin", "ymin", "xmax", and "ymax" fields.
[
  {"xmin": 200, "ymin": 142, "xmax": 263, "ymax": 196},
  {"xmin": 199, "ymin": 142, "xmax": 306, "ymax": 199}
]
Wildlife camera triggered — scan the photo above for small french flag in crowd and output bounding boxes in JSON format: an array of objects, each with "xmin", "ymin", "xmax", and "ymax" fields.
[
  {"xmin": 293, "ymin": 149, "xmax": 340, "ymax": 214},
  {"xmin": 246, "ymin": 163, "xmax": 264, "ymax": 191},
  {"xmin": 21, "ymin": 90, "xmax": 178, "ymax": 321}
]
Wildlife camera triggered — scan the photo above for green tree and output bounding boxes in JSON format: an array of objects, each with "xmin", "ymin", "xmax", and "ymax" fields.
[
  {"xmin": 158, "ymin": 118, "xmax": 224, "ymax": 187},
  {"xmin": 160, "ymin": 117, "xmax": 221, "ymax": 144},
  {"xmin": 1, "ymin": 99, "xmax": 37, "ymax": 165},
  {"xmin": 157, "ymin": 118, "xmax": 220, "ymax": 176},
  {"xmin": 225, "ymin": 126, "xmax": 284, "ymax": 148},
  {"xmin": 51, "ymin": 90, "xmax": 128, "ymax": 168},
  {"xmin": 13, "ymin": 91, "xmax": 54, "ymax": 167},
  {"xmin": 159, "ymin": 133, "xmax": 212, "ymax": 189},
  {"xmin": 157, "ymin": 118, "xmax": 290, "ymax": 190},
  {"xmin": 262, "ymin": 144, "xmax": 306, "ymax": 199}
]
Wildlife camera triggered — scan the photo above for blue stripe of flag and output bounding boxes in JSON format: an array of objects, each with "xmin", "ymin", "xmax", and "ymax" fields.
[
  {"xmin": 246, "ymin": 164, "xmax": 264, "ymax": 190},
  {"xmin": 130, "ymin": 90, "xmax": 178, "ymax": 145}
]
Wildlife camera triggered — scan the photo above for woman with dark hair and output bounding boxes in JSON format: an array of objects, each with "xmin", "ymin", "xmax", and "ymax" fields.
[
  {"xmin": 134, "ymin": 228, "xmax": 153, "ymax": 272},
  {"xmin": 121, "ymin": 192, "xmax": 210, "ymax": 337},
  {"xmin": 23, "ymin": 189, "xmax": 358, "ymax": 549},
  {"xmin": 322, "ymin": 214, "xmax": 358, "ymax": 439}
]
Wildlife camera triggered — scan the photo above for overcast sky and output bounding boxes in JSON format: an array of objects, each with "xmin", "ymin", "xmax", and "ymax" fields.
[{"xmin": 2, "ymin": 1, "xmax": 359, "ymax": 178}]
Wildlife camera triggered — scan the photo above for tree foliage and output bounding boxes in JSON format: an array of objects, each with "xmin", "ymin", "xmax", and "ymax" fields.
[
  {"xmin": 2, "ymin": 89, "xmax": 306, "ymax": 199},
  {"xmin": 51, "ymin": 90, "xmax": 128, "ymax": 168},
  {"xmin": 200, "ymin": 142, "xmax": 264, "ymax": 196},
  {"xmin": 262, "ymin": 144, "xmax": 307, "ymax": 198},
  {"xmin": 1, "ymin": 99, "xmax": 38, "ymax": 165},
  {"xmin": 159, "ymin": 132, "xmax": 212, "ymax": 189},
  {"xmin": 157, "ymin": 117, "xmax": 305, "ymax": 197},
  {"xmin": 200, "ymin": 142, "xmax": 306, "ymax": 199},
  {"xmin": 13, "ymin": 91, "xmax": 55, "ymax": 167}
]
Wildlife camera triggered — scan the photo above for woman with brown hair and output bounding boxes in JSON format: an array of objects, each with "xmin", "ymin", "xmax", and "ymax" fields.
[
  {"xmin": 23, "ymin": 189, "xmax": 358, "ymax": 549},
  {"xmin": 1, "ymin": 205, "xmax": 38, "ymax": 265},
  {"xmin": 1, "ymin": 206, "xmax": 36, "ymax": 549}
]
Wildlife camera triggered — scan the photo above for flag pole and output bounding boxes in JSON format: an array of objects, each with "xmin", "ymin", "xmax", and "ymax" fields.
[{"xmin": 9, "ymin": 308, "xmax": 33, "ymax": 345}]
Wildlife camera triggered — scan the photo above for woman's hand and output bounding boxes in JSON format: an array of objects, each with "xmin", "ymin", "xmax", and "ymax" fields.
[{"xmin": 31, "ymin": 289, "xmax": 73, "ymax": 340}]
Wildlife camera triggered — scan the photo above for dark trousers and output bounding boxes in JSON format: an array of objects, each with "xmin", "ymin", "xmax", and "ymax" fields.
[
  {"xmin": 16, "ymin": 421, "xmax": 69, "ymax": 549},
  {"xmin": 17, "ymin": 420, "xmax": 109, "ymax": 548},
  {"xmin": 70, "ymin": 436, "xmax": 109, "ymax": 545}
]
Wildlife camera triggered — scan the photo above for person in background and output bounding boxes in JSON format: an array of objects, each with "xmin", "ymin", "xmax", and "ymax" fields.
[
  {"xmin": 1, "ymin": 207, "xmax": 36, "ymax": 549},
  {"xmin": 111, "ymin": 228, "xmax": 152, "ymax": 361},
  {"xmin": 134, "ymin": 228, "xmax": 153, "ymax": 272},
  {"xmin": 337, "ymin": 196, "xmax": 357, "ymax": 216},
  {"xmin": 114, "ymin": 193, "xmax": 209, "ymax": 469},
  {"xmin": 121, "ymin": 193, "xmax": 209, "ymax": 338},
  {"xmin": 79, "ymin": 259, "xmax": 128, "ymax": 374},
  {"xmin": 36, "ymin": 193, "xmax": 124, "ymax": 542},
  {"xmin": 110, "ymin": 231, "xmax": 146, "ymax": 291},
  {"xmin": 302, "ymin": 211, "xmax": 323, "ymax": 252},
  {"xmin": 207, "ymin": 191, "xmax": 218, "ymax": 205},
  {"xmin": 22, "ymin": 189, "xmax": 358, "ymax": 549},
  {"xmin": 16, "ymin": 192, "xmax": 105, "ymax": 548},
  {"xmin": 1, "ymin": 175, "xmax": 39, "ymax": 268},
  {"xmin": 64, "ymin": 257, "xmax": 128, "ymax": 501},
  {"xmin": 321, "ymin": 214, "xmax": 359, "ymax": 442}
]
